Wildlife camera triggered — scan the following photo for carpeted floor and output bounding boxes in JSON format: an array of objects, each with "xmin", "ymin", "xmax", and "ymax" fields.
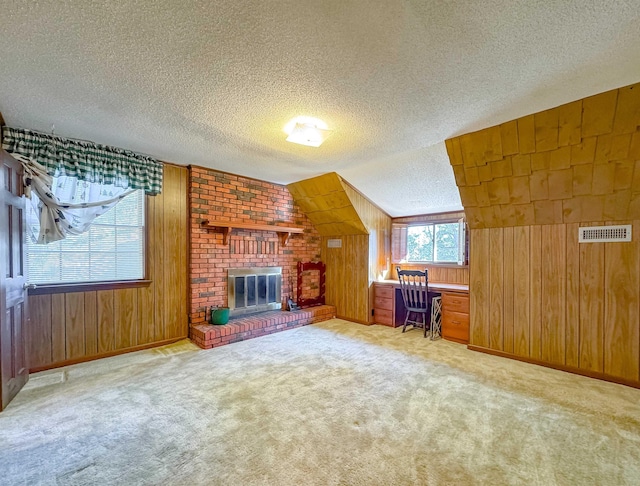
[{"xmin": 1, "ymin": 319, "xmax": 639, "ymax": 485}]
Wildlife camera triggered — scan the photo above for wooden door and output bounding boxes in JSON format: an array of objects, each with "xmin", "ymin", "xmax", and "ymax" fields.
[{"xmin": 0, "ymin": 149, "xmax": 28, "ymax": 410}]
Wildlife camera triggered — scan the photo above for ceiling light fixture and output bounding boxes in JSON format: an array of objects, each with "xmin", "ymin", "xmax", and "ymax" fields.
[{"xmin": 284, "ymin": 116, "xmax": 332, "ymax": 147}]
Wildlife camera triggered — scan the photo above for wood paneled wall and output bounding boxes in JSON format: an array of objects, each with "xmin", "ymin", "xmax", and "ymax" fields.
[
  {"xmin": 342, "ymin": 181, "xmax": 392, "ymax": 281},
  {"xmin": 391, "ymin": 264, "xmax": 469, "ymax": 285},
  {"xmin": 27, "ymin": 164, "xmax": 189, "ymax": 371},
  {"xmin": 289, "ymin": 173, "xmax": 392, "ymax": 323},
  {"xmin": 469, "ymin": 221, "xmax": 640, "ymax": 386},
  {"xmin": 446, "ymin": 83, "xmax": 640, "ymax": 386},
  {"xmin": 320, "ymin": 179, "xmax": 391, "ymax": 324},
  {"xmin": 322, "ymin": 234, "xmax": 371, "ymax": 323}
]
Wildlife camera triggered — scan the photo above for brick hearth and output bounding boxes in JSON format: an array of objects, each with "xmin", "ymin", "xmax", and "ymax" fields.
[{"xmin": 190, "ymin": 305, "xmax": 336, "ymax": 349}]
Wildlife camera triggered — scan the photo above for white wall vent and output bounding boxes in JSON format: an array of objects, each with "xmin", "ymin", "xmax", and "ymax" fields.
[{"xmin": 578, "ymin": 225, "xmax": 632, "ymax": 243}]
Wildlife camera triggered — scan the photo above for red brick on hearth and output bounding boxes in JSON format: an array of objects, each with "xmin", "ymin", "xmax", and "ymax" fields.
[{"xmin": 189, "ymin": 306, "xmax": 336, "ymax": 349}]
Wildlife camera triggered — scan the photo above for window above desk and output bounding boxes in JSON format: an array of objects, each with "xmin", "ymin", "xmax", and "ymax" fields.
[{"xmin": 392, "ymin": 214, "xmax": 468, "ymax": 266}]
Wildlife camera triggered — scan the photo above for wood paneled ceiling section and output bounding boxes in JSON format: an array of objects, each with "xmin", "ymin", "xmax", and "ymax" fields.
[
  {"xmin": 445, "ymin": 83, "xmax": 640, "ymax": 229},
  {"xmin": 287, "ymin": 173, "xmax": 368, "ymax": 236}
]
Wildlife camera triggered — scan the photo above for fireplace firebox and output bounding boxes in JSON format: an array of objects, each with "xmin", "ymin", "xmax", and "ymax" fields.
[{"xmin": 227, "ymin": 267, "xmax": 282, "ymax": 317}]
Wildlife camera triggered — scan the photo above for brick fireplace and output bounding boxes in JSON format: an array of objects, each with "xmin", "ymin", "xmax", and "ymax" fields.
[{"xmin": 189, "ymin": 166, "xmax": 326, "ymax": 330}]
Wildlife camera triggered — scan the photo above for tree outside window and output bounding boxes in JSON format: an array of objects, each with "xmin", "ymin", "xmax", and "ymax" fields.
[{"xmin": 406, "ymin": 223, "xmax": 459, "ymax": 263}]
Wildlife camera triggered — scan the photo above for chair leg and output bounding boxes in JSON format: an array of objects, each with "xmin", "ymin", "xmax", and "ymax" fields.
[
  {"xmin": 423, "ymin": 306, "xmax": 430, "ymax": 338},
  {"xmin": 423, "ymin": 310, "xmax": 428, "ymax": 338},
  {"xmin": 402, "ymin": 312, "xmax": 410, "ymax": 333}
]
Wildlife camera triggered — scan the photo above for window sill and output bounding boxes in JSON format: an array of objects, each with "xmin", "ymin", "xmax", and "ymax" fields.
[{"xmin": 28, "ymin": 280, "xmax": 152, "ymax": 296}]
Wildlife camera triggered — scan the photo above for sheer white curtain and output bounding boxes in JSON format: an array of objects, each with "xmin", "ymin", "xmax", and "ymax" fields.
[
  {"xmin": 22, "ymin": 157, "xmax": 133, "ymax": 244},
  {"xmin": 2, "ymin": 126, "xmax": 162, "ymax": 244}
]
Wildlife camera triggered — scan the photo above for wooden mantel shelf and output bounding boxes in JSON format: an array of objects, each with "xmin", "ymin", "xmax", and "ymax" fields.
[{"xmin": 201, "ymin": 220, "xmax": 304, "ymax": 246}]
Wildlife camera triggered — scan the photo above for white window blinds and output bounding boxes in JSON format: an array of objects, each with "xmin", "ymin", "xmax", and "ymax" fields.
[{"xmin": 27, "ymin": 189, "xmax": 145, "ymax": 284}]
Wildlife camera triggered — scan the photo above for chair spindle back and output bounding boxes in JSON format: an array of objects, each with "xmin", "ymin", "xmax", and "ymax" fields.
[{"xmin": 396, "ymin": 267, "xmax": 428, "ymax": 310}]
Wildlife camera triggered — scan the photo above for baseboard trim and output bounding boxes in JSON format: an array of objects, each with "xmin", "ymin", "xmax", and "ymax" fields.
[
  {"xmin": 335, "ymin": 315, "xmax": 370, "ymax": 325},
  {"xmin": 467, "ymin": 345, "xmax": 640, "ymax": 390},
  {"xmin": 29, "ymin": 337, "xmax": 187, "ymax": 373}
]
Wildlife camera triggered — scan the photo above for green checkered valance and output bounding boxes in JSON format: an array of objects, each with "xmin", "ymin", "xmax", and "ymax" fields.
[{"xmin": 2, "ymin": 126, "xmax": 163, "ymax": 195}]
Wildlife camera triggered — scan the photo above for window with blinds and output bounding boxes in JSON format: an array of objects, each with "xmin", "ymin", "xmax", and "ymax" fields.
[{"xmin": 27, "ymin": 190, "xmax": 145, "ymax": 284}]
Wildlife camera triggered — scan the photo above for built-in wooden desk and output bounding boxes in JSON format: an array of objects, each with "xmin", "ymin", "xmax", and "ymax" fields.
[{"xmin": 373, "ymin": 280, "xmax": 470, "ymax": 344}]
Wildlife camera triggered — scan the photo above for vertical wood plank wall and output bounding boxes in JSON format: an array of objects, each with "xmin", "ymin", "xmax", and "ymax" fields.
[
  {"xmin": 390, "ymin": 264, "xmax": 469, "ymax": 285},
  {"xmin": 321, "ymin": 182, "xmax": 391, "ymax": 324},
  {"xmin": 446, "ymin": 82, "xmax": 640, "ymax": 386},
  {"xmin": 27, "ymin": 164, "xmax": 189, "ymax": 371},
  {"xmin": 469, "ymin": 221, "xmax": 640, "ymax": 385},
  {"xmin": 342, "ymin": 182, "xmax": 392, "ymax": 281},
  {"xmin": 322, "ymin": 234, "xmax": 370, "ymax": 323}
]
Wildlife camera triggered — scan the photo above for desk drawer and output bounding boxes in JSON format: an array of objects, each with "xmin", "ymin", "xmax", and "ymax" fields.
[
  {"xmin": 442, "ymin": 293, "xmax": 469, "ymax": 313},
  {"xmin": 442, "ymin": 311, "xmax": 470, "ymax": 343},
  {"xmin": 374, "ymin": 295, "xmax": 393, "ymax": 311},
  {"xmin": 374, "ymin": 285, "xmax": 394, "ymax": 300},
  {"xmin": 374, "ymin": 309, "xmax": 393, "ymax": 326}
]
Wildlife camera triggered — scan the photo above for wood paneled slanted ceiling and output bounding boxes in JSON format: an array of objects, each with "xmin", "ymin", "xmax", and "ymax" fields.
[
  {"xmin": 287, "ymin": 173, "xmax": 368, "ymax": 236},
  {"xmin": 446, "ymin": 82, "xmax": 640, "ymax": 229}
]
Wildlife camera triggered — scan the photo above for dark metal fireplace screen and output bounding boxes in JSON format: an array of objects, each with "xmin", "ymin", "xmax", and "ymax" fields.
[{"xmin": 228, "ymin": 267, "xmax": 282, "ymax": 317}]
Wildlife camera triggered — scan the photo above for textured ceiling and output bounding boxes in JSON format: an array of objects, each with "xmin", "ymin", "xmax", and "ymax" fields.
[{"xmin": 1, "ymin": 1, "xmax": 639, "ymax": 217}]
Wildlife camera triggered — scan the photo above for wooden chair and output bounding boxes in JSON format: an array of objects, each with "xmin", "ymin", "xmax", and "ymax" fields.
[{"xmin": 396, "ymin": 267, "xmax": 430, "ymax": 337}]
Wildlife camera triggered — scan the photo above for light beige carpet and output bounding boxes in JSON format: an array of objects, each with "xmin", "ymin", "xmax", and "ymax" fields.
[{"xmin": 1, "ymin": 319, "xmax": 639, "ymax": 485}]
